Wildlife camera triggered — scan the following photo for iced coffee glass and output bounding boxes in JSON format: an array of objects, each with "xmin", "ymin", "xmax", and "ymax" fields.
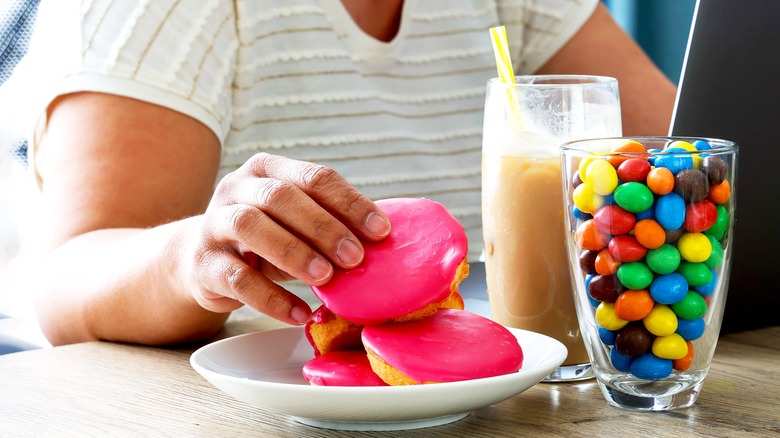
[{"xmin": 482, "ymin": 75, "xmax": 622, "ymax": 381}]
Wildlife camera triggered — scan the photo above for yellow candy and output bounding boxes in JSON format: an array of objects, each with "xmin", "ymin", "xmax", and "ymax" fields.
[
  {"xmin": 578, "ymin": 157, "xmax": 598, "ymax": 182},
  {"xmin": 643, "ymin": 304, "xmax": 678, "ymax": 336},
  {"xmin": 585, "ymin": 159, "xmax": 619, "ymax": 195},
  {"xmin": 595, "ymin": 302, "xmax": 629, "ymax": 331},
  {"xmin": 652, "ymin": 333, "xmax": 689, "ymax": 360},
  {"xmin": 678, "ymin": 232, "xmax": 713, "ymax": 263},
  {"xmin": 669, "ymin": 140, "xmax": 695, "ymax": 150},
  {"xmin": 573, "ymin": 183, "xmax": 605, "ymax": 214},
  {"xmin": 670, "ymin": 140, "xmax": 702, "ymax": 169}
]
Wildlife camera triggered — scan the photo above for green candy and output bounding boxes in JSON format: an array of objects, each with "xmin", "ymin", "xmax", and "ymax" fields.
[
  {"xmin": 677, "ymin": 261, "xmax": 713, "ymax": 287},
  {"xmin": 672, "ymin": 291, "xmax": 708, "ymax": 320},
  {"xmin": 617, "ymin": 262, "xmax": 654, "ymax": 290},
  {"xmin": 614, "ymin": 182, "xmax": 655, "ymax": 213},
  {"xmin": 646, "ymin": 244, "xmax": 681, "ymax": 275},
  {"xmin": 704, "ymin": 235, "xmax": 724, "ymax": 269},
  {"xmin": 705, "ymin": 205, "xmax": 729, "ymax": 240}
]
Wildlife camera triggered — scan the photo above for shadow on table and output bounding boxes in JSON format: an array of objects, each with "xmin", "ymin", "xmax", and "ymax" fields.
[
  {"xmin": 0, "ymin": 312, "xmax": 42, "ymax": 355},
  {"xmin": 0, "ymin": 332, "xmax": 41, "ymax": 355}
]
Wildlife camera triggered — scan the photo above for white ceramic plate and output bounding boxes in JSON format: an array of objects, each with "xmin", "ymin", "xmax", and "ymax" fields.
[{"xmin": 190, "ymin": 326, "xmax": 566, "ymax": 431}]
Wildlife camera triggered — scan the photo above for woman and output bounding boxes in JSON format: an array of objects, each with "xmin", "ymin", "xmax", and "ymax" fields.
[{"xmin": 10, "ymin": 0, "xmax": 675, "ymax": 345}]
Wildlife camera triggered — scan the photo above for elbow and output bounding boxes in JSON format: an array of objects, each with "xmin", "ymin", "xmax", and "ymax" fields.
[{"xmin": 34, "ymin": 300, "xmax": 97, "ymax": 346}]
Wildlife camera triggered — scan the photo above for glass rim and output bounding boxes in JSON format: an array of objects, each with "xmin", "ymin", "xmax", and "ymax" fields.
[
  {"xmin": 559, "ymin": 136, "xmax": 739, "ymax": 156},
  {"xmin": 487, "ymin": 74, "xmax": 618, "ymax": 88}
]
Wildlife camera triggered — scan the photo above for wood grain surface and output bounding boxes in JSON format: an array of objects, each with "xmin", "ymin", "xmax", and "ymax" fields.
[{"xmin": 1, "ymin": 320, "xmax": 778, "ymax": 437}]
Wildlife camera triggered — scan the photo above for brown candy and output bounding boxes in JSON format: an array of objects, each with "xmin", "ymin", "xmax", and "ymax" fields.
[
  {"xmin": 664, "ymin": 226, "xmax": 684, "ymax": 244},
  {"xmin": 702, "ymin": 156, "xmax": 728, "ymax": 184},
  {"xmin": 572, "ymin": 170, "xmax": 583, "ymax": 188},
  {"xmin": 587, "ymin": 274, "xmax": 625, "ymax": 303},
  {"xmin": 615, "ymin": 324, "xmax": 654, "ymax": 357},
  {"xmin": 579, "ymin": 250, "xmax": 599, "ymax": 275},
  {"xmin": 673, "ymin": 169, "xmax": 709, "ymax": 202}
]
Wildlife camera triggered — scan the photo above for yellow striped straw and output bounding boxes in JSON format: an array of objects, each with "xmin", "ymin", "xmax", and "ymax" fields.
[
  {"xmin": 489, "ymin": 26, "xmax": 523, "ymax": 131},
  {"xmin": 490, "ymin": 26, "xmax": 515, "ymax": 85}
]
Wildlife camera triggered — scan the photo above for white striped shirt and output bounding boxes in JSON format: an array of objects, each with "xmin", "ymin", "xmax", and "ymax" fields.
[{"xmin": 22, "ymin": 0, "xmax": 597, "ymax": 261}]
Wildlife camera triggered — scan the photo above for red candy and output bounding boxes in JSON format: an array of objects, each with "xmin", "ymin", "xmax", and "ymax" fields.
[
  {"xmin": 608, "ymin": 235, "xmax": 648, "ymax": 262},
  {"xmin": 617, "ymin": 158, "xmax": 651, "ymax": 183},
  {"xmin": 593, "ymin": 205, "xmax": 636, "ymax": 235},
  {"xmin": 684, "ymin": 200, "xmax": 718, "ymax": 232}
]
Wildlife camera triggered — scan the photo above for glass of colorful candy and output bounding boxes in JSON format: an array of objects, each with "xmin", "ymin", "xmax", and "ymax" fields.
[{"xmin": 560, "ymin": 137, "xmax": 737, "ymax": 411}]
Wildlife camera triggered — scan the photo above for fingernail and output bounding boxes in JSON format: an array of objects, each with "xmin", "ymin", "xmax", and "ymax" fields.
[
  {"xmin": 337, "ymin": 238, "xmax": 363, "ymax": 267},
  {"xmin": 308, "ymin": 257, "xmax": 332, "ymax": 281},
  {"xmin": 291, "ymin": 305, "xmax": 311, "ymax": 325},
  {"xmin": 365, "ymin": 212, "xmax": 391, "ymax": 237}
]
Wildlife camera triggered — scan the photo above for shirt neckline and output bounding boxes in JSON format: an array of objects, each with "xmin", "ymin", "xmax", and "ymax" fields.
[{"xmin": 320, "ymin": 0, "xmax": 417, "ymax": 60}]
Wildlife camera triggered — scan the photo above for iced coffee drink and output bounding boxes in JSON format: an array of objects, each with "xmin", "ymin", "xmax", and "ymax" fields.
[
  {"xmin": 481, "ymin": 76, "xmax": 621, "ymax": 381},
  {"xmin": 482, "ymin": 153, "xmax": 588, "ymax": 366}
]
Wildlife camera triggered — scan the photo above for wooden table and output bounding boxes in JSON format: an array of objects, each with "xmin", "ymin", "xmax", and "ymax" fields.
[{"xmin": 1, "ymin": 319, "xmax": 778, "ymax": 437}]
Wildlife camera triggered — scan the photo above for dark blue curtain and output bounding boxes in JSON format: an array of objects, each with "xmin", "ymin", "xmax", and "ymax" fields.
[
  {"xmin": 602, "ymin": 0, "xmax": 697, "ymax": 84},
  {"xmin": 0, "ymin": 0, "xmax": 40, "ymax": 166},
  {"xmin": 0, "ymin": 0, "xmax": 39, "ymax": 87}
]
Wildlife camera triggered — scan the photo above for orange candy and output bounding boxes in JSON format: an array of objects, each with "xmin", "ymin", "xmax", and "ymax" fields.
[
  {"xmin": 646, "ymin": 167, "xmax": 675, "ymax": 195},
  {"xmin": 673, "ymin": 341, "xmax": 695, "ymax": 371},
  {"xmin": 575, "ymin": 219, "xmax": 609, "ymax": 251},
  {"xmin": 595, "ymin": 248, "xmax": 621, "ymax": 275},
  {"xmin": 614, "ymin": 289, "xmax": 655, "ymax": 321},
  {"xmin": 708, "ymin": 179, "xmax": 731, "ymax": 204},
  {"xmin": 607, "ymin": 140, "xmax": 648, "ymax": 168},
  {"xmin": 633, "ymin": 219, "xmax": 666, "ymax": 249}
]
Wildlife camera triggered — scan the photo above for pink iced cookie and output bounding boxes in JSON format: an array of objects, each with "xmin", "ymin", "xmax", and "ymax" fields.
[
  {"xmin": 304, "ymin": 305, "xmax": 363, "ymax": 356},
  {"xmin": 302, "ymin": 350, "xmax": 388, "ymax": 386},
  {"xmin": 311, "ymin": 198, "xmax": 469, "ymax": 326},
  {"xmin": 361, "ymin": 309, "xmax": 524, "ymax": 385}
]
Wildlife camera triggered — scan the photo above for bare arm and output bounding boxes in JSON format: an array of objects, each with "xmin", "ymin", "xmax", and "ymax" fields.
[
  {"xmin": 31, "ymin": 92, "xmax": 390, "ymax": 346},
  {"xmin": 537, "ymin": 3, "xmax": 677, "ymax": 136}
]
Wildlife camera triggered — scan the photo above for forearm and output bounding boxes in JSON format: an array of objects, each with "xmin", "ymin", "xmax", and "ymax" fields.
[
  {"xmin": 537, "ymin": 3, "xmax": 677, "ymax": 136},
  {"xmin": 32, "ymin": 217, "xmax": 229, "ymax": 346},
  {"xmin": 30, "ymin": 93, "xmax": 390, "ymax": 346}
]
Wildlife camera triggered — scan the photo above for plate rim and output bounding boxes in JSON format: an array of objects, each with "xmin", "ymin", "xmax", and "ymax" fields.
[
  {"xmin": 189, "ymin": 324, "xmax": 567, "ymax": 428},
  {"xmin": 191, "ymin": 325, "xmax": 566, "ymax": 389}
]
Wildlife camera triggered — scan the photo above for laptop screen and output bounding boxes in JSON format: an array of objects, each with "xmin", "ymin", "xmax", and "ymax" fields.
[{"xmin": 670, "ymin": 0, "xmax": 780, "ymax": 333}]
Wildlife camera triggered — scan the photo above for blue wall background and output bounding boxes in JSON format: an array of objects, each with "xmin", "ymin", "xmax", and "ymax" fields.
[{"xmin": 602, "ymin": 0, "xmax": 697, "ymax": 84}]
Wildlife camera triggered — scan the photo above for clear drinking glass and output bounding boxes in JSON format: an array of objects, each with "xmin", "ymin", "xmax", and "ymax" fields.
[
  {"xmin": 481, "ymin": 75, "xmax": 622, "ymax": 381},
  {"xmin": 561, "ymin": 137, "xmax": 737, "ymax": 410}
]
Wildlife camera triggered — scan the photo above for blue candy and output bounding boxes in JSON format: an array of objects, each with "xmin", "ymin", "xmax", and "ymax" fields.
[
  {"xmin": 585, "ymin": 275, "xmax": 600, "ymax": 307},
  {"xmin": 649, "ymin": 273, "xmax": 689, "ymax": 304},
  {"xmin": 655, "ymin": 193, "xmax": 686, "ymax": 230},
  {"xmin": 630, "ymin": 353, "xmax": 673, "ymax": 380},
  {"xmin": 572, "ymin": 206, "xmax": 592, "ymax": 221},
  {"xmin": 635, "ymin": 206, "xmax": 655, "ymax": 221},
  {"xmin": 599, "ymin": 327, "xmax": 618, "ymax": 345},
  {"xmin": 610, "ymin": 347, "xmax": 633, "ymax": 372},
  {"xmin": 676, "ymin": 317, "xmax": 706, "ymax": 341},
  {"xmin": 693, "ymin": 139, "xmax": 712, "ymax": 151},
  {"xmin": 693, "ymin": 270, "xmax": 718, "ymax": 296},
  {"xmin": 655, "ymin": 147, "xmax": 694, "ymax": 175},
  {"xmin": 647, "ymin": 148, "xmax": 661, "ymax": 166}
]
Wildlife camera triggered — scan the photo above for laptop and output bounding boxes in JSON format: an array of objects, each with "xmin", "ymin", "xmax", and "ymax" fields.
[{"xmin": 670, "ymin": 0, "xmax": 780, "ymax": 333}]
